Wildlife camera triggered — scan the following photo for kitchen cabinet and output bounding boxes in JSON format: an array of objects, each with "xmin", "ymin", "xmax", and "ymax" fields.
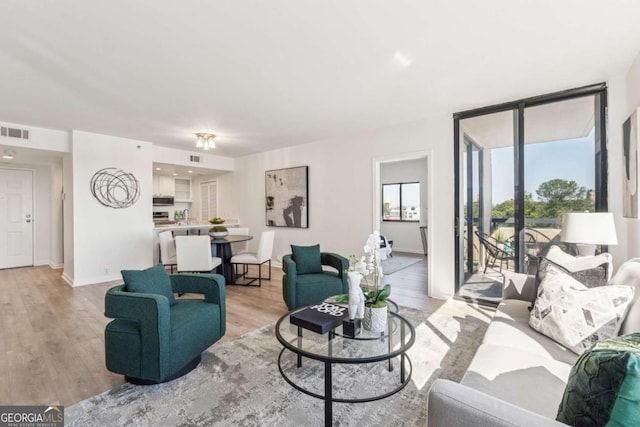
[
  {"xmin": 174, "ymin": 178, "xmax": 192, "ymax": 202},
  {"xmin": 153, "ymin": 175, "xmax": 175, "ymax": 196}
]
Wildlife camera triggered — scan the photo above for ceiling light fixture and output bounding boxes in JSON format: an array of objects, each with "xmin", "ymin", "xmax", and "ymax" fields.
[
  {"xmin": 195, "ymin": 133, "xmax": 216, "ymax": 150},
  {"xmin": 2, "ymin": 150, "xmax": 15, "ymax": 159}
]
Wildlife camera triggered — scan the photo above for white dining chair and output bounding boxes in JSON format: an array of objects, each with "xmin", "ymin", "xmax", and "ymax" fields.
[
  {"xmin": 158, "ymin": 230, "xmax": 177, "ymax": 273},
  {"xmin": 227, "ymin": 227, "xmax": 250, "ymax": 254},
  {"xmin": 230, "ymin": 230, "xmax": 275, "ymax": 287},
  {"xmin": 175, "ymin": 235, "xmax": 222, "ymax": 273}
]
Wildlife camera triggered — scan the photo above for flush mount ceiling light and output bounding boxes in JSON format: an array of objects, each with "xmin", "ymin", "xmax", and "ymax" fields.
[
  {"xmin": 2, "ymin": 149, "xmax": 15, "ymax": 159},
  {"xmin": 195, "ymin": 133, "xmax": 216, "ymax": 150}
]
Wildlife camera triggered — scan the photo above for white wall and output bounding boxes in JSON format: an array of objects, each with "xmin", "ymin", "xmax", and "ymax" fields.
[
  {"xmin": 33, "ymin": 165, "xmax": 52, "ymax": 265},
  {"xmin": 68, "ymin": 131, "xmax": 153, "ymax": 286},
  {"xmin": 380, "ymin": 158, "xmax": 428, "ymax": 253},
  {"xmin": 62, "ymin": 153, "xmax": 74, "ymax": 282},
  {"xmin": 619, "ymin": 51, "xmax": 640, "ymax": 262},
  {"xmin": 50, "ymin": 161, "xmax": 64, "ymax": 267},
  {"xmin": 152, "ymin": 145, "xmax": 235, "ymax": 172},
  {"xmin": 229, "ymin": 116, "xmax": 451, "ymax": 299},
  {"xmin": 0, "ymin": 121, "xmax": 70, "ymax": 153},
  {"xmin": 191, "ymin": 172, "xmax": 238, "ymax": 223}
]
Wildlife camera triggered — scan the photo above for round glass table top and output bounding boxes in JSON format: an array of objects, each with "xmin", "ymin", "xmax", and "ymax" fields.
[{"xmin": 275, "ymin": 304, "xmax": 415, "ymax": 363}]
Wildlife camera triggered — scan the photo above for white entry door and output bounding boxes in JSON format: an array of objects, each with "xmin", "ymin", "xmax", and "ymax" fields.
[{"xmin": 0, "ymin": 169, "xmax": 33, "ymax": 269}]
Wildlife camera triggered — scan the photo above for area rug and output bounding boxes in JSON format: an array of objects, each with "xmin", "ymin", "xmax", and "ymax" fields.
[
  {"xmin": 381, "ymin": 256, "xmax": 422, "ymax": 274},
  {"xmin": 66, "ymin": 303, "xmax": 491, "ymax": 426}
]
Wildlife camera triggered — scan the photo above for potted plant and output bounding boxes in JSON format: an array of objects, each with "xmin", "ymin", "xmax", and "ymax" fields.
[
  {"xmin": 362, "ymin": 282, "xmax": 391, "ymax": 331},
  {"xmin": 209, "ymin": 225, "xmax": 228, "ymax": 238},
  {"xmin": 336, "ymin": 232, "xmax": 391, "ymax": 332},
  {"xmin": 360, "ymin": 231, "xmax": 391, "ymax": 332},
  {"xmin": 333, "ymin": 231, "xmax": 392, "ymax": 332}
]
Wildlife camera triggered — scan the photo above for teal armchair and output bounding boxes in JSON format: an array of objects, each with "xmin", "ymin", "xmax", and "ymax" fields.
[
  {"xmin": 282, "ymin": 252, "xmax": 348, "ymax": 310},
  {"xmin": 105, "ymin": 273, "xmax": 225, "ymax": 384}
]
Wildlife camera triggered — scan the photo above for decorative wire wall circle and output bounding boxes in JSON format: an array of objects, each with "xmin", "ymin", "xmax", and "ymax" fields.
[{"xmin": 90, "ymin": 168, "xmax": 140, "ymax": 209}]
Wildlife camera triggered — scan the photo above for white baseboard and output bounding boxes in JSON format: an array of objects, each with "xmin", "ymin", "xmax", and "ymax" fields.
[
  {"xmin": 393, "ymin": 248, "xmax": 426, "ymax": 255},
  {"xmin": 61, "ymin": 272, "xmax": 74, "ymax": 287},
  {"xmin": 49, "ymin": 262, "xmax": 64, "ymax": 269},
  {"xmin": 61, "ymin": 272, "xmax": 122, "ymax": 287}
]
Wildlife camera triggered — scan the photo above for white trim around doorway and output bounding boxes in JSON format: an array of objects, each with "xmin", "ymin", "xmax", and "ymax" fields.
[{"xmin": 372, "ymin": 150, "xmax": 433, "ymax": 297}]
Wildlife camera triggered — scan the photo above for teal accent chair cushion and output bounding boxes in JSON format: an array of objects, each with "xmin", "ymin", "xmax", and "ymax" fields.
[
  {"xmin": 282, "ymin": 252, "xmax": 348, "ymax": 310},
  {"xmin": 105, "ymin": 273, "xmax": 226, "ymax": 384},
  {"xmin": 556, "ymin": 333, "xmax": 640, "ymax": 426},
  {"xmin": 291, "ymin": 244, "xmax": 323, "ymax": 274},
  {"xmin": 122, "ymin": 264, "xmax": 177, "ymax": 306}
]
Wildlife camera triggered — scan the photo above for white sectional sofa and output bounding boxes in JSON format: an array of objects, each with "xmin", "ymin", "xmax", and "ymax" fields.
[{"xmin": 428, "ymin": 258, "xmax": 640, "ymax": 427}]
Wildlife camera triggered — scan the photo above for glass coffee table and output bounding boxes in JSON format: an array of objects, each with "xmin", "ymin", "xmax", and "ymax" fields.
[{"xmin": 274, "ymin": 301, "xmax": 415, "ymax": 427}]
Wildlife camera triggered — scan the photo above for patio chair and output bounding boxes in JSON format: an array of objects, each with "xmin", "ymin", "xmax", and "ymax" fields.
[{"xmin": 474, "ymin": 230, "xmax": 516, "ymax": 274}]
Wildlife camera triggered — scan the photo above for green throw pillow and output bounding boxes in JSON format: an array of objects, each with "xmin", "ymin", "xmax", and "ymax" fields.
[
  {"xmin": 291, "ymin": 244, "xmax": 323, "ymax": 274},
  {"xmin": 121, "ymin": 264, "xmax": 177, "ymax": 306},
  {"xmin": 557, "ymin": 333, "xmax": 640, "ymax": 426}
]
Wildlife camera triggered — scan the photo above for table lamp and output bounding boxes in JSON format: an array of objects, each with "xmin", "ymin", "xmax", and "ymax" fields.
[{"xmin": 560, "ymin": 212, "xmax": 618, "ymax": 256}]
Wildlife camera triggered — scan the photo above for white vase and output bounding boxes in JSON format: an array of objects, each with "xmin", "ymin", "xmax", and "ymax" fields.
[
  {"xmin": 209, "ymin": 231, "xmax": 228, "ymax": 239},
  {"xmin": 363, "ymin": 304, "xmax": 388, "ymax": 332}
]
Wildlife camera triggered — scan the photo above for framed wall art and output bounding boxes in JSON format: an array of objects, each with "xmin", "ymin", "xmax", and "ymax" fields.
[
  {"xmin": 623, "ymin": 107, "xmax": 640, "ymax": 218},
  {"xmin": 265, "ymin": 166, "xmax": 308, "ymax": 228}
]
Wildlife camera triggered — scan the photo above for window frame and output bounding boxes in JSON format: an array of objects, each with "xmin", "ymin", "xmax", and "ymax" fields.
[
  {"xmin": 453, "ymin": 82, "xmax": 608, "ymax": 302},
  {"xmin": 382, "ymin": 181, "xmax": 421, "ymax": 222}
]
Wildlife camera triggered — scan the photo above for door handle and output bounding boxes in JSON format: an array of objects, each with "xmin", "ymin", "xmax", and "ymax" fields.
[{"xmin": 26, "ymin": 219, "xmax": 31, "ymax": 223}]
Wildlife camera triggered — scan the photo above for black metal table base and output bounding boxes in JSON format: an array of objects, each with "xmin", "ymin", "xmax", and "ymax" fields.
[{"xmin": 277, "ymin": 349, "xmax": 413, "ymax": 427}]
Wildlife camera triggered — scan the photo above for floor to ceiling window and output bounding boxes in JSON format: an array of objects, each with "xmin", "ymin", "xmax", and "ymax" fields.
[{"xmin": 454, "ymin": 84, "xmax": 608, "ymax": 304}]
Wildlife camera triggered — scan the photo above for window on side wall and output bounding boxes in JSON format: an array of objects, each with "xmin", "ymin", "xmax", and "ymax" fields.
[{"xmin": 382, "ymin": 182, "xmax": 420, "ymax": 222}]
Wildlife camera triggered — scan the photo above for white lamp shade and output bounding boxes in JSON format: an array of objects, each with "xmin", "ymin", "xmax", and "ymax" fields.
[{"xmin": 560, "ymin": 212, "xmax": 618, "ymax": 245}]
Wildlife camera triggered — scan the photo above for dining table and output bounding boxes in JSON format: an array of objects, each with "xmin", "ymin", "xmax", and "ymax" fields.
[{"xmin": 210, "ymin": 235, "xmax": 253, "ymax": 285}]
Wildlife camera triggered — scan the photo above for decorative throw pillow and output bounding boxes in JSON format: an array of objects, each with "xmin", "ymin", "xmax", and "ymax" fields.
[
  {"xmin": 557, "ymin": 333, "xmax": 640, "ymax": 426},
  {"xmin": 537, "ymin": 257, "xmax": 610, "ymax": 288},
  {"xmin": 529, "ymin": 265, "xmax": 634, "ymax": 355},
  {"xmin": 121, "ymin": 264, "xmax": 177, "ymax": 306},
  {"xmin": 532, "ymin": 246, "xmax": 613, "ymax": 305},
  {"xmin": 545, "ymin": 245, "xmax": 613, "ymax": 281},
  {"xmin": 291, "ymin": 244, "xmax": 323, "ymax": 274}
]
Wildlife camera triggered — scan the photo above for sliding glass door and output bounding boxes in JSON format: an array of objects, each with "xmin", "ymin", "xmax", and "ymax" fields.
[{"xmin": 454, "ymin": 84, "xmax": 608, "ymax": 304}]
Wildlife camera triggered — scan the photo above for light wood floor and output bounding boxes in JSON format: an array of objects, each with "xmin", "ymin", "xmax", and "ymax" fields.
[{"xmin": 0, "ymin": 255, "xmax": 481, "ymax": 407}]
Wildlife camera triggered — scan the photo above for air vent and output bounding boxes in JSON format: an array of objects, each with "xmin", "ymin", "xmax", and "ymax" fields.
[
  {"xmin": 0, "ymin": 126, "xmax": 29, "ymax": 139},
  {"xmin": 190, "ymin": 155, "xmax": 201, "ymax": 163}
]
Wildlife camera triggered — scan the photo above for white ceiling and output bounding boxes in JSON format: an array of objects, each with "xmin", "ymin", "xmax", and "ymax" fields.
[
  {"xmin": 0, "ymin": 144, "xmax": 62, "ymax": 167},
  {"xmin": 0, "ymin": 1, "xmax": 639, "ymax": 158}
]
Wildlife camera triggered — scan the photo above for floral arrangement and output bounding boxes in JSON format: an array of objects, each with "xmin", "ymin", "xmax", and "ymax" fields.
[
  {"xmin": 348, "ymin": 231, "xmax": 391, "ymax": 308},
  {"xmin": 209, "ymin": 225, "xmax": 228, "ymax": 233},
  {"xmin": 208, "ymin": 217, "xmax": 225, "ymax": 225}
]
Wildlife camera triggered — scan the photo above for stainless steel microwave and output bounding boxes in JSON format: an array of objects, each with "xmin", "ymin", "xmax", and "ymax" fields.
[{"xmin": 153, "ymin": 196, "xmax": 174, "ymax": 206}]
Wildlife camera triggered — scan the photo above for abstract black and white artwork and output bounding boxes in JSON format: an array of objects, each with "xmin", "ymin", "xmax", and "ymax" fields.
[
  {"xmin": 265, "ymin": 166, "xmax": 308, "ymax": 228},
  {"xmin": 623, "ymin": 108, "xmax": 640, "ymax": 218},
  {"xmin": 90, "ymin": 167, "xmax": 140, "ymax": 209}
]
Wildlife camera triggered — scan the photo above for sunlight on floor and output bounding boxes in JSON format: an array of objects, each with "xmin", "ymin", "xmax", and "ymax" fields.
[{"xmin": 406, "ymin": 299, "xmax": 495, "ymax": 391}]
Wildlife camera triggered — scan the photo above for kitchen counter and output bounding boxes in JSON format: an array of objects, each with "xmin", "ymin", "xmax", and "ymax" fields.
[{"xmin": 153, "ymin": 220, "xmax": 239, "ymax": 231}]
